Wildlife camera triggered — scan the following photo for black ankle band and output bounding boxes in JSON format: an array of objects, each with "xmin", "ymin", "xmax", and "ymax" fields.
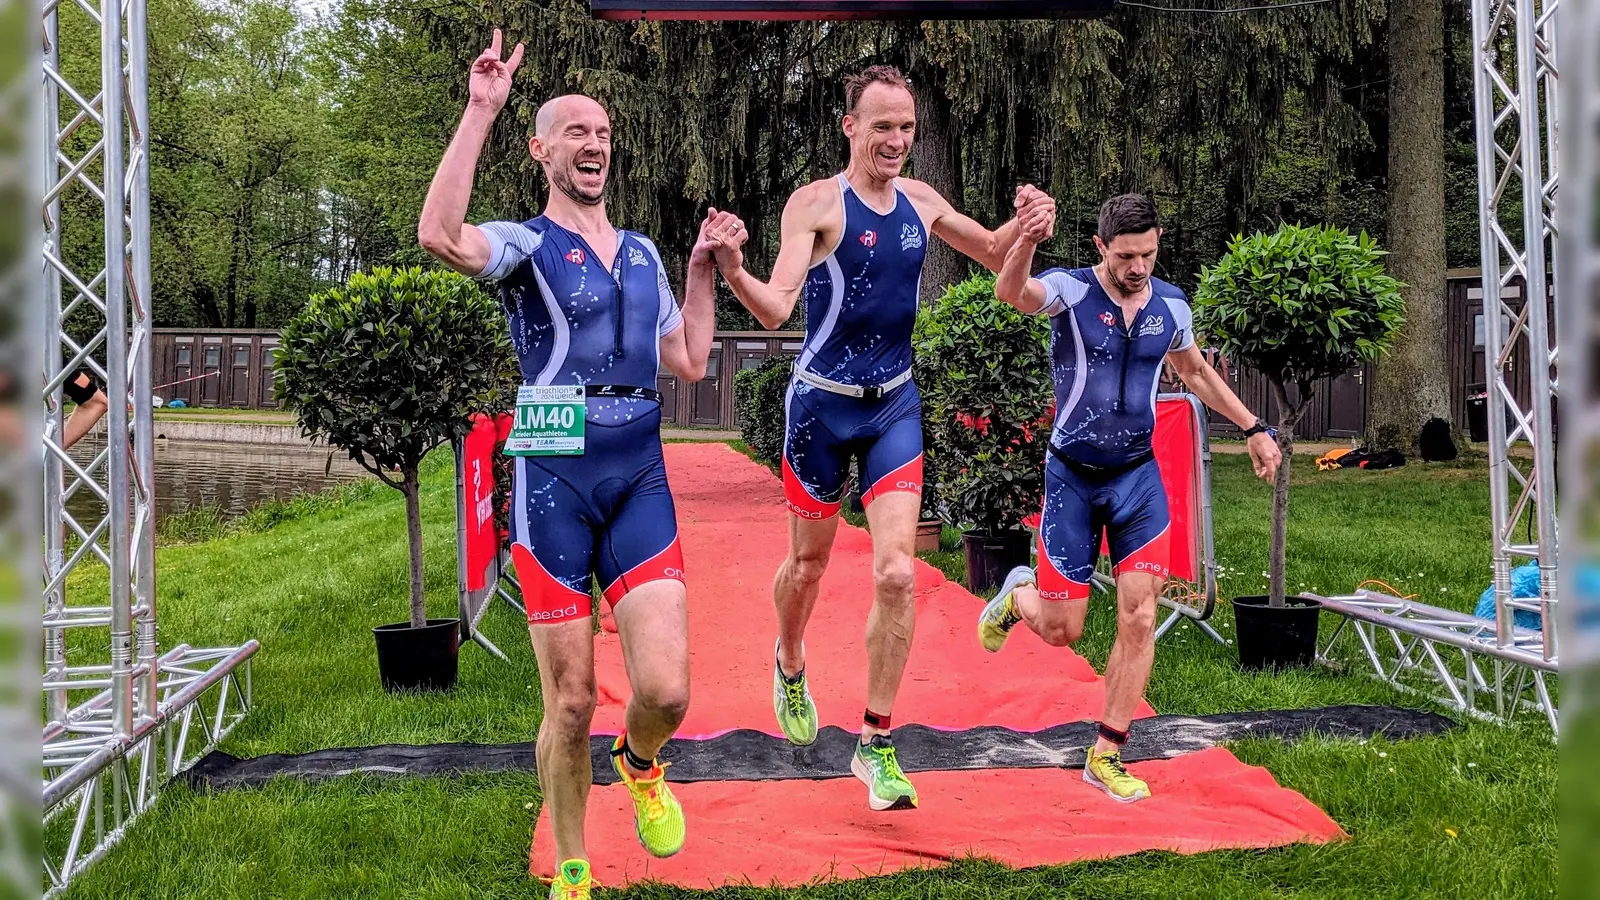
[
  {"xmin": 864, "ymin": 709, "xmax": 891, "ymax": 729},
  {"xmin": 1097, "ymin": 722, "xmax": 1129, "ymax": 746},
  {"xmin": 612, "ymin": 736, "xmax": 654, "ymax": 773}
]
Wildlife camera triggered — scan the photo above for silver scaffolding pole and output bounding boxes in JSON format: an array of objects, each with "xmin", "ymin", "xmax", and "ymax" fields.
[
  {"xmin": 1469, "ymin": 0, "xmax": 1560, "ymax": 662},
  {"xmin": 40, "ymin": 0, "xmax": 258, "ymax": 893}
]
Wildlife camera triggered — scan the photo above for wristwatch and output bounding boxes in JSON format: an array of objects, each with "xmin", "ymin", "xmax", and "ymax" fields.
[{"xmin": 1241, "ymin": 418, "xmax": 1270, "ymax": 438}]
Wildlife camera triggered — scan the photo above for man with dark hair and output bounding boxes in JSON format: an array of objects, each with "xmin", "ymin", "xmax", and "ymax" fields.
[
  {"xmin": 982, "ymin": 193, "xmax": 1280, "ymax": 803},
  {"xmin": 418, "ymin": 29, "xmax": 723, "ymax": 898},
  {"xmin": 704, "ymin": 64, "xmax": 1053, "ymax": 811}
]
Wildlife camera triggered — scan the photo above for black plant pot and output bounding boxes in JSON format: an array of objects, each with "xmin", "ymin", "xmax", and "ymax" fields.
[
  {"xmin": 1232, "ymin": 595, "xmax": 1322, "ymax": 671},
  {"xmin": 961, "ymin": 529, "xmax": 1032, "ymax": 595},
  {"xmin": 373, "ymin": 618, "xmax": 460, "ymax": 693}
]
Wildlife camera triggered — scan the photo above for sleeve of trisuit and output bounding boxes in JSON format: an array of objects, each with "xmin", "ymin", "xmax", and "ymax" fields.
[
  {"xmin": 474, "ymin": 221, "xmax": 544, "ymax": 283},
  {"xmin": 1035, "ymin": 268, "xmax": 1090, "ymax": 318},
  {"xmin": 638, "ymin": 237, "xmax": 683, "ymax": 337}
]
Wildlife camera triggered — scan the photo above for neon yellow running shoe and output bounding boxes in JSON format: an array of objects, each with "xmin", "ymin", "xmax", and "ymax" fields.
[
  {"xmin": 772, "ymin": 640, "xmax": 818, "ymax": 745},
  {"xmin": 610, "ymin": 735, "xmax": 686, "ymax": 857},
  {"xmin": 851, "ymin": 734, "xmax": 918, "ymax": 811},
  {"xmin": 1083, "ymin": 746, "xmax": 1150, "ymax": 803},
  {"xmin": 978, "ymin": 565, "xmax": 1036, "ymax": 653},
  {"xmin": 547, "ymin": 859, "xmax": 593, "ymax": 900}
]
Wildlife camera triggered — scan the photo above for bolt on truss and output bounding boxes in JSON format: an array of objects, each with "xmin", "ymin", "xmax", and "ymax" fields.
[
  {"xmin": 1318, "ymin": 0, "xmax": 1563, "ymax": 731},
  {"xmin": 40, "ymin": 0, "xmax": 257, "ymax": 893}
]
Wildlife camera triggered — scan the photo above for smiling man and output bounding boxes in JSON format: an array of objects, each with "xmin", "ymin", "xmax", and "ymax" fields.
[
  {"xmin": 704, "ymin": 65, "xmax": 1053, "ymax": 812},
  {"xmin": 417, "ymin": 29, "xmax": 724, "ymax": 899}
]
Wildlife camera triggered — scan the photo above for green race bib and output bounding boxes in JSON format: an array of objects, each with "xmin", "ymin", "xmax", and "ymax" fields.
[{"xmin": 504, "ymin": 385, "xmax": 585, "ymax": 456}]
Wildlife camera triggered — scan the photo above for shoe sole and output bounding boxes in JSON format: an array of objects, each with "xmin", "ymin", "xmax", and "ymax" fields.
[
  {"xmin": 850, "ymin": 753, "xmax": 918, "ymax": 811},
  {"xmin": 1081, "ymin": 765, "xmax": 1149, "ymax": 804}
]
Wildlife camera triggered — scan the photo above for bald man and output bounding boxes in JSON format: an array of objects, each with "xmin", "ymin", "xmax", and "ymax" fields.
[{"xmin": 419, "ymin": 30, "xmax": 726, "ymax": 898}]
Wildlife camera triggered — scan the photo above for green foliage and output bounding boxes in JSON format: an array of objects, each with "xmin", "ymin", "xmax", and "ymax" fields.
[
  {"xmin": 734, "ymin": 355, "xmax": 791, "ymax": 467},
  {"xmin": 275, "ymin": 266, "xmax": 517, "ymax": 480},
  {"xmin": 1193, "ymin": 224, "xmax": 1406, "ymax": 405},
  {"xmin": 913, "ymin": 273, "xmax": 1052, "ymax": 534}
]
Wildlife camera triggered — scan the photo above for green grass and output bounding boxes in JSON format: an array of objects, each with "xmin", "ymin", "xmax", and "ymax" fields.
[{"xmin": 55, "ymin": 449, "xmax": 1555, "ymax": 899}]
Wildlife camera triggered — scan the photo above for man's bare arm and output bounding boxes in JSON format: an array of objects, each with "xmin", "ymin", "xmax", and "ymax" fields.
[
  {"xmin": 903, "ymin": 180, "xmax": 1052, "ymax": 273},
  {"xmin": 417, "ymin": 30, "xmax": 524, "ymax": 276},
  {"xmin": 713, "ymin": 184, "xmax": 828, "ymax": 330}
]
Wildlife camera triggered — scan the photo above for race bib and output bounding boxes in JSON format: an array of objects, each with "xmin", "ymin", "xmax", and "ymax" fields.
[{"xmin": 504, "ymin": 385, "xmax": 585, "ymax": 456}]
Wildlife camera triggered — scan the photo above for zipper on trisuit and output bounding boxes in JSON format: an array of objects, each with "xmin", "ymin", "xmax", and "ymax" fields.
[
  {"xmin": 1116, "ymin": 309, "xmax": 1135, "ymax": 413},
  {"xmin": 610, "ymin": 236, "xmax": 626, "ymax": 360}
]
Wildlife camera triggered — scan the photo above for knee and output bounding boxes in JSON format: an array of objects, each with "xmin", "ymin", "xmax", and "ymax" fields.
[
  {"xmin": 787, "ymin": 549, "xmax": 830, "ymax": 587},
  {"xmin": 635, "ymin": 681, "xmax": 690, "ymax": 729},
  {"xmin": 546, "ymin": 677, "xmax": 597, "ymax": 730},
  {"xmin": 1037, "ymin": 616, "xmax": 1084, "ymax": 647},
  {"xmin": 1119, "ymin": 601, "xmax": 1157, "ymax": 641},
  {"xmin": 873, "ymin": 555, "xmax": 916, "ymax": 605}
]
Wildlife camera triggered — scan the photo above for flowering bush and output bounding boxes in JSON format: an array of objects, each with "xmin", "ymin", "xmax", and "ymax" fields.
[{"xmin": 913, "ymin": 273, "xmax": 1053, "ymax": 534}]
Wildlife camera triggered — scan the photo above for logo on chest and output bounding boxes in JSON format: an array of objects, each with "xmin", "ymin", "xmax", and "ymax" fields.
[
  {"xmin": 860, "ymin": 230, "xmax": 878, "ymax": 248},
  {"xmin": 1137, "ymin": 316, "xmax": 1166, "ymax": 338},
  {"xmin": 900, "ymin": 223, "xmax": 924, "ymax": 251},
  {"xmin": 628, "ymin": 246, "xmax": 648, "ymax": 268},
  {"xmin": 565, "ymin": 248, "xmax": 586, "ymax": 266},
  {"xmin": 1098, "ymin": 311, "xmax": 1117, "ymax": 328}
]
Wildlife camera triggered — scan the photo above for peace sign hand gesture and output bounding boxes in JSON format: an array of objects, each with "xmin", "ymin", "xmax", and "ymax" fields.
[{"xmin": 468, "ymin": 28, "xmax": 525, "ymax": 114}]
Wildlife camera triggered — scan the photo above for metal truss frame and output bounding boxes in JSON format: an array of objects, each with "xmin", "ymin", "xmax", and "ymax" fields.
[
  {"xmin": 1319, "ymin": 0, "xmax": 1564, "ymax": 732},
  {"xmin": 40, "ymin": 0, "xmax": 257, "ymax": 893}
]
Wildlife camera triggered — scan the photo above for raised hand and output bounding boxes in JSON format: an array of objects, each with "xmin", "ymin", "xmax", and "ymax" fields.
[
  {"xmin": 468, "ymin": 28, "xmax": 525, "ymax": 114},
  {"xmin": 1016, "ymin": 186, "xmax": 1056, "ymax": 243},
  {"xmin": 704, "ymin": 209, "xmax": 748, "ymax": 273},
  {"xmin": 691, "ymin": 208, "xmax": 727, "ymax": 264}
]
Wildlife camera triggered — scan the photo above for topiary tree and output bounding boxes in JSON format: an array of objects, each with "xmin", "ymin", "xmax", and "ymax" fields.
[
  {"xmin": 276, "ymin": 266, "xmax": 518, "ymax": 628},
  {"xmin": 1193, "ymin": 224, "xmax": 1405, "ymax": 608},
  {"xmin": 913, "ymin": 272, "xmax": 1054, "ymax": 535}
]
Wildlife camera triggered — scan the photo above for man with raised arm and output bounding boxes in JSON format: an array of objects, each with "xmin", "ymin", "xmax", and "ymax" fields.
[
  {"xmin": 702, "ymin": 64, "xmax": 1053, "ymax": 812},
  {"xmin": 979, "ymin": 193, "xmax": 1280, "ymax": 803},
  {"xmin": 417, "ymin": 29, "xmax": 725, "ymax": 898}
]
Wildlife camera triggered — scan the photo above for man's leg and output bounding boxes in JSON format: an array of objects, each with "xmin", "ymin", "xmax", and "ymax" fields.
[
  {"xmin": 610, "ymin": 578, "xmax": 691, "ymax": 765},
  {"xmin": 1096, "ymin": 570, "xmax": 1161, "ymax": 753},
  {"xmin": 980, "ymin": 457, "xmax": 1095, "ymax": 651},
  {"xmin": 773, "ymin": 514, "xmax": 840, "ymax": 679},
  {"xmin": 526, "ymin": 617, "xmax": 598, "ymax": 865},
  {"xmin": 860, "ymin": 490, "xmax": 920, "ymax": 738}
]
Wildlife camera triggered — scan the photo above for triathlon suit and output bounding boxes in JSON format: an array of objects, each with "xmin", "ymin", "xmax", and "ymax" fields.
[
  {"xmin": 475, "ymin": 216, "xmax": 686, "ymax": 624},
  {"xmin": 1030, "ymin": 267, "xmax": 1194, "ymax": 601},
  {"xmin": 783, "ymin": 174, "xmax": 928, "ymax": 519}
]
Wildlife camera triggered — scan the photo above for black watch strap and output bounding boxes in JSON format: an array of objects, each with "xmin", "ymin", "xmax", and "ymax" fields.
[{"xmin": 1242, "ymin": 419, "xmax": 1269, "ymax": 438}]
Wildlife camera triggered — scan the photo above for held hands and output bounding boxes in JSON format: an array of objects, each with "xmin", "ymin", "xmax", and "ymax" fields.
[
  {"xmin": 468, "ymin": 29, "xmax": 524, "ymax": 115},
  {"xmin": 1246, "ymin": 432, "xmax": 1282, "ymax": 482},
  {"xmin": 699, "ymin": 207, "xmax": 748, "ymax": 274},
  {"xmin": 1014, "ymin": 184, "xmax": 1056, "ymax": 245}
]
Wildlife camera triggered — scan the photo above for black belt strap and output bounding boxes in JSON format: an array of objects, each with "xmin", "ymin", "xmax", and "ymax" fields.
[
  {"xmin": 584, "ymin": 384, "xmax": 662, "ymax": 404},
  {"xmin": 1048, "ymin": 444, "xmax": 1155, "ymax": 478}
]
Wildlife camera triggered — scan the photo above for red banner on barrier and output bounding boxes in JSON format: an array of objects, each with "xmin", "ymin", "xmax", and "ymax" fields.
[{"xmin": 462, "ymin": 413, "xmax": 506, "ymax": 591}]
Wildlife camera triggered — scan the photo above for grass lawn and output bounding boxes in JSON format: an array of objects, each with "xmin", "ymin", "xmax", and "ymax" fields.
[{"xmin": 55, "ymin": 448, "xmax": 1555, "ymax": 899}]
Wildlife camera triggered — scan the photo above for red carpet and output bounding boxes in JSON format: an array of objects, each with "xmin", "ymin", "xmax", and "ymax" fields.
[{"xmin": 532, "ymin": 443, "xmax": 1345, "ymax": 885}]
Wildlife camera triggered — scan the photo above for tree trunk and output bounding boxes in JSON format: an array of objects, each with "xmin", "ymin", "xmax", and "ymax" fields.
[
  {"xmin": 403, "ymin": 464, "xmax": 426, "ymax": 629},
  {"xmin": 1369, "ymin": 0, "xmax": 1453, "ymax": 454},
  {"xmin": 1268, "ymin": 379, "xmax": 1308, "ymax": 609},
  {"xmin": 909, "ymin": 73, "xmax": 966, "ymax": 304}
]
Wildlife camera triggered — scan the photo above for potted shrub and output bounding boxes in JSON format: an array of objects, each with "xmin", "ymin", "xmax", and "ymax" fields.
[
  {"xmin": 1193, "ymin": 224, "xmax": 1405, "ymax": 670},
  {"xmin": 914, "ymin": 273, "xmax": 1053, "ymax": 593},
  {"xmin": 276, "ymin": 266, "xmax": 517, "ymax": 692}
]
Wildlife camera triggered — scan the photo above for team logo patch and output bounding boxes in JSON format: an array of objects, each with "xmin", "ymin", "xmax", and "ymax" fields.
[
  {"xmin": 900, "ymin": 223, "xmax": 924, "ymax": 251},
  {"xmin": 860, "ymin": 230, "xmax": 878, "ymax": 248},
  {"xmin": 1099, "ymin": 311, "xmax": 1117, "ymax": 327},
  {"xmin": 565, "ymin": 248, "xmax": 586, "ymax": 266},
  {"xmin": 1137, "ymin": 316, "xmax": 1166, "ymax": 338},
  {"xmin": 628, "ymin": 246, "xmax": 648, "ymax": 267}
]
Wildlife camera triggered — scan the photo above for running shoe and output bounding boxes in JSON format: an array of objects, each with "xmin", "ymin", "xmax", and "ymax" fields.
[
  {"xmin": 978, "ymin": 565, "xmax": 1036, "ymax": 653},
  {"xmin": 772, "ymin": 640, "xmax": 819, "ymax": 746},
  {"xmin": 547, "ymin": 859, "xmax": 593, "ymax": 900},
  {"xmin": 851, "ymin": 734, "xmax": 918, "ymax": 811},
  {"xmin": 610, "ymin": 734, "xmax": 686, "ymax": 857},
  {"xmin": 1083, "ymin": 746, "xmax": 1150, "ymax": 803}
]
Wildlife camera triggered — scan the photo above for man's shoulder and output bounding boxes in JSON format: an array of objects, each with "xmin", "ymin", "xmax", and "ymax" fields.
[{"xmin": 1150, "ymin": 276, "xmax": 1189, "ymax": 303}]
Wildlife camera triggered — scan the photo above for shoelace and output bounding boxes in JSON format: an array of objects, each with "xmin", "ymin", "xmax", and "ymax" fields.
[
  {"xmin": 996, "ymin": 596, "xmax": 1022, "ymax": 629},
  {"xmin": 782, "ymin": 677, "xmax": 810, "ymax": 717},
  {"xmin": 1099, "ymin": 753, "xmax": 1130, "ymax": 778},
  {"xmin": 871, "ymin": 744, "xmax": 909, "ymax": 783},
  {"xmin": 629, "ymin": 762, "xmax": 674, "ymax": 823}
]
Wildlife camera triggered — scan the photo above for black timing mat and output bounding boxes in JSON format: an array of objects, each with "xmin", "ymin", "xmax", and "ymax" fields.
[{"xmin": 181, "ymin": 704, "xmax": 1453, "ymax": 792}]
